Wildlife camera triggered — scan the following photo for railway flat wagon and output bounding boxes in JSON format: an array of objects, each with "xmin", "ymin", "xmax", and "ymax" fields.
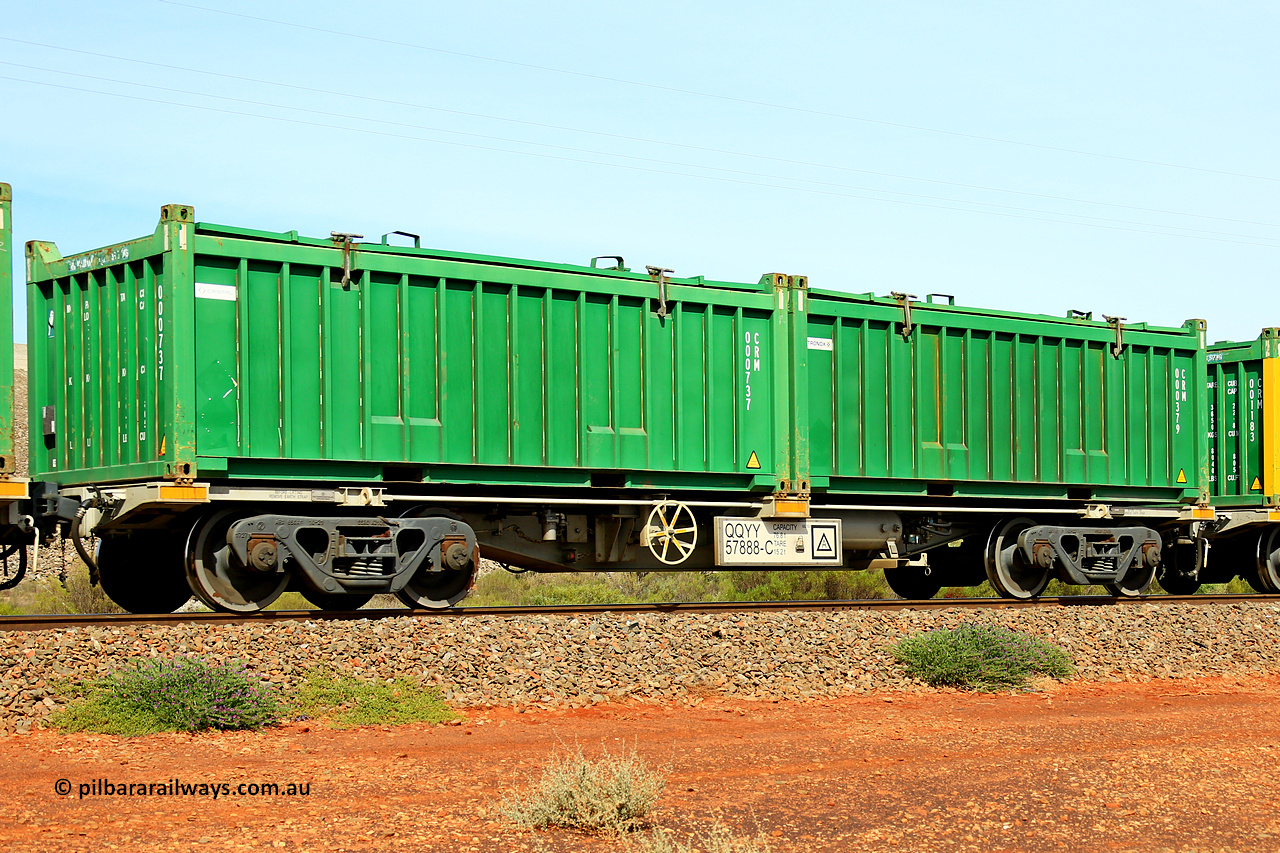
[
  {"xmin": 26, "ymin": 204, "xmax": 805, "ymax": 612},
  {"xmin": 23, "ymin": 198, "xmax": 1213, "ymax": 611},
  {"xmin": 1167, "ymin": 331, "xmax": 1280, "ymax": 593}
]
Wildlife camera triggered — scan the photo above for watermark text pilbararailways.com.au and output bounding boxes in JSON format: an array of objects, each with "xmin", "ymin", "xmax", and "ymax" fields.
[{"xmin": 55, "ymin": 778, "xmax": 311, "ymax": 799}]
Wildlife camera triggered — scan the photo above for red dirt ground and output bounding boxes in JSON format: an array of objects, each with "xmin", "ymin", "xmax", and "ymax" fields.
[{"xmin": 3, "ymin": 676, "xmax": 1279, "ymax": 852}]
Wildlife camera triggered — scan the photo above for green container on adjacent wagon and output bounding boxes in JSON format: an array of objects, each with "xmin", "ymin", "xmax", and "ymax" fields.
[
  {"xmin": 1205, "ymin": 329, "xmax": 1280, "ymax": 507},
  {"xmin": 0, "ymin": 184, "xmax": 16, "ymax": 476},
  {"xmin": 25, "ymin": 205, "xmax": 794, "ymax": 491},
  {"xmin": 802, "ymin": 289, "xmax": 1209, "ymax": 504}
]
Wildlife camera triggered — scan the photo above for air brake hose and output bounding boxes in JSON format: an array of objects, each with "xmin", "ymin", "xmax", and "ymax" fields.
[{"xmin": 72, "ymin": 501, "xmax": 99, "ymax": 586}]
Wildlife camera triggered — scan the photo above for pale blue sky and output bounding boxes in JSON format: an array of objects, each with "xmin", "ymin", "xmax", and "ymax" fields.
[{"xmin": 3, "ymin": 0, "xmax": 1277, "ymax": 343}]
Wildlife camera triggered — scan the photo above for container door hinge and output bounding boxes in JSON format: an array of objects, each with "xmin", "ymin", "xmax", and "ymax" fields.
[
  {"xmin": 1103, "ymin": 315, "xmax": 1126, "ymax": 359},
  {"xmin": 331, "ymin": 232, "xmax": 363, "ymax": 288},
  {"xmin": 647, "ymin": 266, "xmax": 674, "ymax": 319},
  {"xmin": 891, "ymin": 292, "xmax": 917, "ymax": 338}
]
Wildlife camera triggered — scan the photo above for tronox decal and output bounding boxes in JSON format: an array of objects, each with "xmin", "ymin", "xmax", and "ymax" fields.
[{"xmin": 195, "ymin": 282, "xmax": 238, "ymax": 301}]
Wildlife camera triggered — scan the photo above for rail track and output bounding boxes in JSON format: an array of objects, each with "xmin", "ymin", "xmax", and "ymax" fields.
[{"xmin": 1, "ymin": 593, "xmax": 1277, "ymax": 633}]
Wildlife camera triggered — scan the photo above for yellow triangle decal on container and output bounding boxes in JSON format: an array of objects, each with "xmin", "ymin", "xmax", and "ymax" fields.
[
  {"xmin": 1252, "ymin": 476, "xmax": 1263, "ymax": 491},
  {"xmin": 1175, "ymin": 469, "xmax": 1187, "ymax": 484},
  {"xmin": 746, "ymin": 451, "xmax": 761, "ymax": 470}
]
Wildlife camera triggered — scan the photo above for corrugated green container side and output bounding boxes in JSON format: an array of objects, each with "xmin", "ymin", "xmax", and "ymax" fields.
[
  {"xmin": 27, "ymin": 209, "xmax": 789, "ymax": 491},
  {"xmin": 0, "ymin": 184, "xmax": 13, "ymax": 474},
  {"xmin": 26, "ymin": 205, "xmax": 193, "ymax": 484},
  {"xmin": 1206, "ymin": 329, "xmax": 1279, "ymax": 507},
  {"xmin": 803, "ymin": 290, "xmax": 1208, "ymax": 503}
]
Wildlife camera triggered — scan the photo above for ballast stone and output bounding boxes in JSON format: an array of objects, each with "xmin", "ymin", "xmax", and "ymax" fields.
[{"xmin": 1, "ymin": 603, "xmax": 1279, "ymax": 731}]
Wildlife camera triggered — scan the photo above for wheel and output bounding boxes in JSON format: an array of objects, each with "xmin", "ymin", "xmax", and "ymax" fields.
[
  {"xmin": 645, "ymin": 500, "xmax": 697, "ymax": 565},
  {"xmin": 1104, "ymin": 554, "xmax": 1157, "ymax": 597},
  {"xmin": 1241, "ymin": 565, "xmax": 1271, "ymax": 593},
  {"xmin": 185, "ymin": 510, "xmax": 289, "ymax": 613},
  {"xmin": 1254, "ymin": 528, "xmax": 1280, "ymax": 592},
  {"xmin": 0, "ymin": 542, "xmax": 27, "ymax": 591},
  {"xmin": 984, "ymin": 517, "xmax": 1050, "ymax": 600},
  {"xmin": 396, "ymin": 567, "xmax": 473, "ymax": 609},
  {"xmin": 299, "ymin": 591, "xmax": 373, "ymax": 611},
  {"xmin": 97, "ymin": 533, "xmax": 192, "ymax": 613},
  {"xmin": 883, "ymin": 565, "xmax": 942, "ymax": 600},
  {"xmin": 1157, "ymin": 544, "xmax": 1201, "ymax": 595},
  {"xmin": 395, "ymin": 509, "xmax": 476, "ymax": 609}
]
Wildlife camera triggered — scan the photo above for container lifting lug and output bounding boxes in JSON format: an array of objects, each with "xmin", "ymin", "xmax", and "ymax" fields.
[
  {"xmin": 591, "ymin": 255, "xmax": 626, "ymax": 270},
  {"xmin": 380, "ymin": 230, "xmax": 420, "ymax": 248},
  {"xmin": 331, "ymin": 232, "xmax": 363, "ymax": 288},
  {"xmin": 647, "ymin": 265, "xmax": 674, "ymax": 319},
  {"xmin": 891, "ymin": 292, "xmax": 917, "ymax": 338},
  {"xmin": 1103, "ymin": 315, "xmax": 1126, "ymax": 359}
]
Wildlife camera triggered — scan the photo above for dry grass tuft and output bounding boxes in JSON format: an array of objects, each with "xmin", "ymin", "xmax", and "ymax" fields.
[{"xmin": 499, "ymin": 744, "xmax": 665, "ymax": 834}]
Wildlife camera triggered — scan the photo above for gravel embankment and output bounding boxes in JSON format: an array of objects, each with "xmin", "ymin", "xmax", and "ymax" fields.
[{"xmin": 3, "ymin": 602, "xmax": 1280, "ymax": 733}]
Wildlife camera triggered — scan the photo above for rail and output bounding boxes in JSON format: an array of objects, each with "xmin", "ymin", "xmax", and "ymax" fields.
[{"xmin": 1, "ymin": 593, "xmax": 1277, "ymax": 632}]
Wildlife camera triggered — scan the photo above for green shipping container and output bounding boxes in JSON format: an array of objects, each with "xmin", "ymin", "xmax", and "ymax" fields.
[
  {"xmin": 26, "ymin": 201, "xmax": 1210, "ymax": 508},
  {"xmin": 802, "ymin": 290, "xmax": 1208, "ymax": 504},
  {"xmin": 0, "ymin": 184, "xmax": 14, "ymax": 475},
  {"xmin": 1206, "ymin": 329, "xmax": 1279, "ymax": 507},
  {"xmin": 26, "ymin": 205, "xmax": 795, "ymax": 491}
]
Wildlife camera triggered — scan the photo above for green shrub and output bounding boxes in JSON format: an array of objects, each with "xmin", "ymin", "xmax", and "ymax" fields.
[
  {"xmin": 50, "ymin": 657, "xmax": 280, "ymax": 735},
  {"xmin": 4, "ymin": 563, "xmax": 126, "ymax": 615},
  {"xmin": 463, "ymin": 569, "xmax": 739, "ymax": 607},
  {"xmin": 263, "ymin": 592, "xmax": 314, "ymax": 611},
  {"xmin": 499, "ymin": 744, "xmax": 666, "ymax": 834},
  {"xmin": 892, "ymin": 624, "xmax": 1074, "ymax": 691},
  {"xmin": 290, "ymin": 669, "xmax": 458, "ymax": 728},
  {"xmin": 724, "ymin": 569, "xmax": 891, "ymax": 601},
  {"xmin": 47, "ymin": 691, "xmax": 171, "ymax": 736},
  {"xmin": 467, "ymin": 567, "xmax": 900, "ymax": 607}
]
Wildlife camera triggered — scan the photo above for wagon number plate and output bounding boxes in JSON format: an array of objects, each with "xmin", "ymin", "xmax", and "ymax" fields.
[{"xmin": 713, "ymin": 518, "xmax": 843, "ymax": 566}]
